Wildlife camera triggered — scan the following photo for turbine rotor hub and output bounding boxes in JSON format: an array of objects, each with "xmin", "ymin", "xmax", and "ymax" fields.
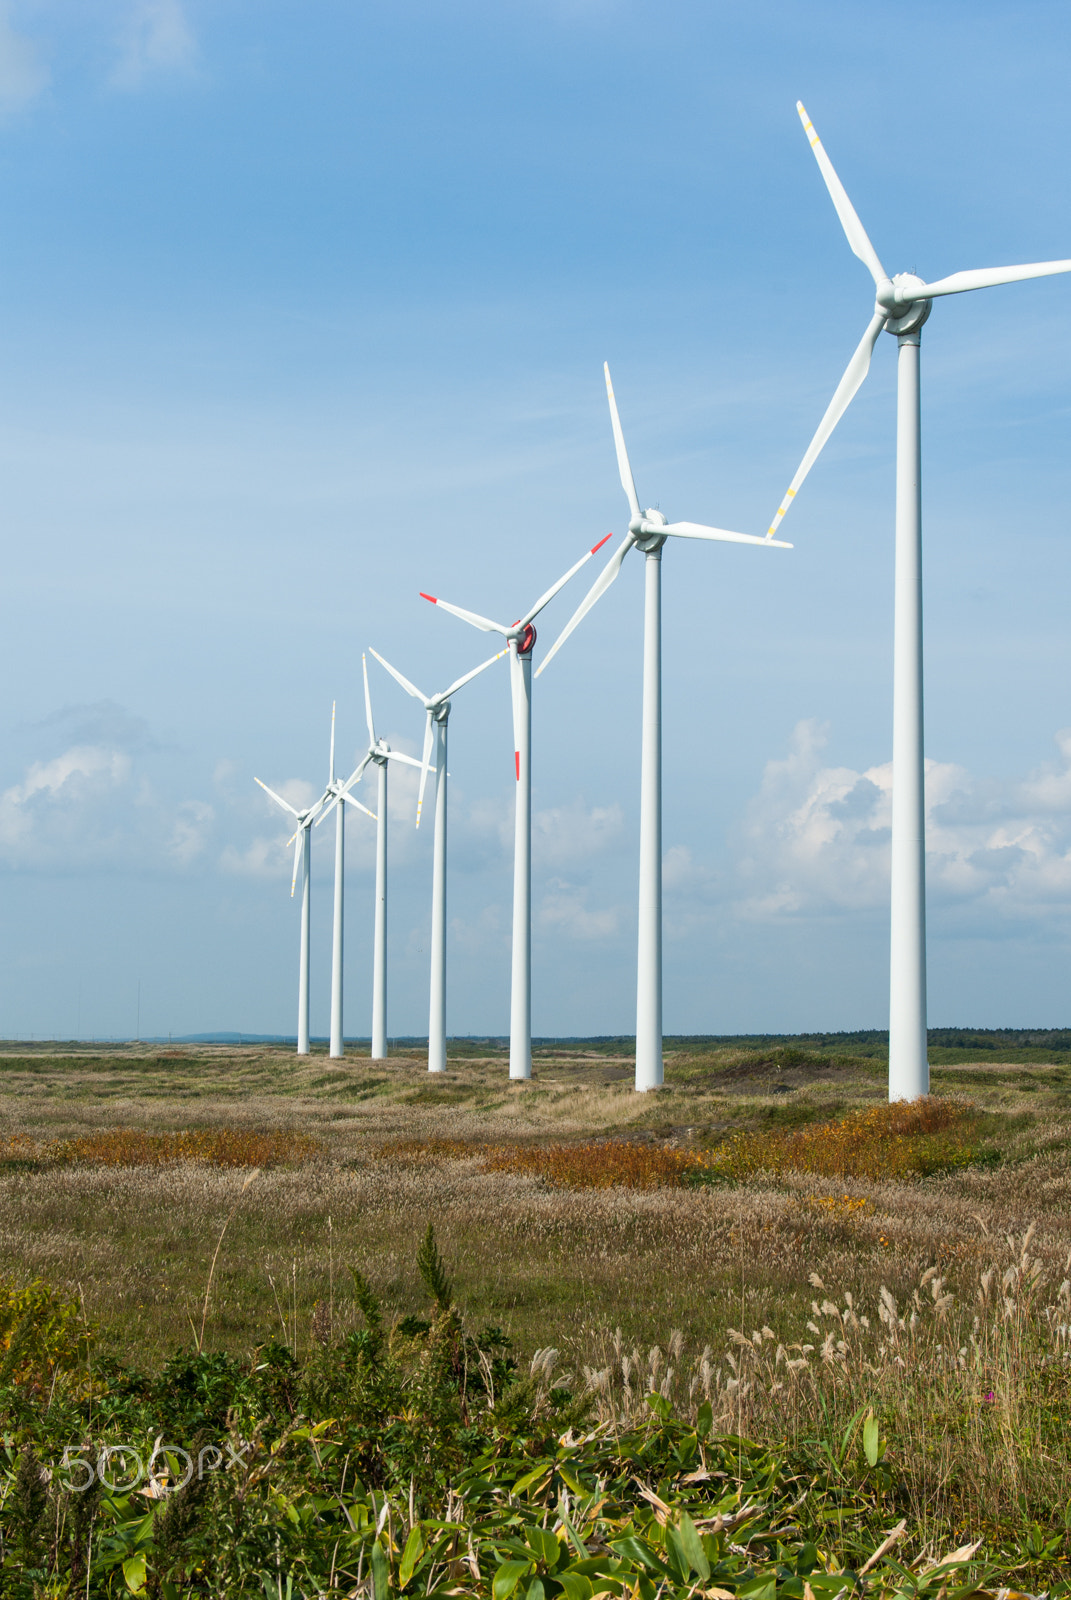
[
  {"xmin": 636, "ymin": 508, "xmax": 668, "ymax": 553},
  {"xmin": 880, "ymin": 273, "xmax": 932, "ymax": 337},
  {"xmin": 516, "ymin": 623, "xmax": 537, "ymax": 657}
]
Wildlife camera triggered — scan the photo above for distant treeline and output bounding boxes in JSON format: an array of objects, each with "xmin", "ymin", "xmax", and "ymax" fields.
[{"xmin": 9, "ymin": 1028, "xmax": 1069, "ymax": 1056}]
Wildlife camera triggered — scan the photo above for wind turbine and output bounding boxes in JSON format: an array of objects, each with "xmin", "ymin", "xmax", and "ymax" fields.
[
  {"xmin": 253, "ymin": 702, "xmax": 353, "ymax": 1055},
  {"xmin": 418, "ymin": 533, "xmax": 613, "ymax": 1081},
  {"xmin": 538, "ymin": 365, "xmax": 791, "ymax": 1092},
  {"xmin": 767, "ymin": 101, "xmax": 1071, "ymax": 1103},
  {"xmin": 368, "ymin": 645, "xmax": 506, "ymax": 1073},
  {"xmin": 310, "ymin": 703, "xmax": 376, "ymax": 1058},
  {"xmin": 315, "ymin": 656, "xmax": 426, "ymax": 1060}
]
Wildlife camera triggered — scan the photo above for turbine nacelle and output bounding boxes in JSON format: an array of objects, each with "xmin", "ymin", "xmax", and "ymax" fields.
[
  {"xmin": 878, "ymin": 273, "xmax": 933, "ymax": 336},
  {"xmin": 630, "ymin": 508, "xmax": 669, "ymax": 551}
]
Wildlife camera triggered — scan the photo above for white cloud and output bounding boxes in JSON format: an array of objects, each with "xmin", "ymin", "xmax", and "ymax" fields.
[
  {"xmin": 533, "ymin": 796, "xmax": 624, "ymax": 868},
  {"xmin": 661, "ymin": 844, "xmax": 723, "ymax": 941},
  {"xmin": 6, "ymin": 745, "xmax": 131, "ymax": 806},
  {"xmin": 111, "ymin": 0, "xmax": 196, "ymax": 89},
  {"xmin": 538, "ymin": 879, "xmax": 622, "ymax": 941},
  {"xmin": 0, "ymin": 709, "xmax": 215, "ymax": 875},
  {"xmin": 0, "ymin": 4, "xmax": 47, "ymax": 113},
  {"xmin": 735, "ymin": 719, "xmax": 1071, "ymax": 929},
  {"xmin": 0, "ymin": 745, "xmax": 132, "ymax": 862},
  {"xmin": 168, "ymin": 799, "xmax": 213, "ymax": 865},
  {"xmin": 220, "ymin": 835, "xmax": 288, "ymax": 882}
]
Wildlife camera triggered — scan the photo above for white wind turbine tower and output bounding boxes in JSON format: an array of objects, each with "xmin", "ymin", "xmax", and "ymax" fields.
[
  {"xmin": 312, "ymin": 702, "xmax": 376, "ymax": 1058},
  {"xmin": 418, "ymin": 533, "xmax": 613, "ymax": 1081},
  {"xmin": 538, "ymin": 364, "xmax": 791, "ymax": 1092},
  {"xmin": 369, "ymin": 645, "xmax": 506, "ymax": 1073},
  {"xmin": 253, "ymin": 702, "xmax": 356, "ymax": 1055},
  {"xmin": 767, "ymin": 101, "xmax": 1071, "ymax": 1103},
  {"xmin": 314, "ymin": 656, "xmax": 426, "ymax": 1060}
]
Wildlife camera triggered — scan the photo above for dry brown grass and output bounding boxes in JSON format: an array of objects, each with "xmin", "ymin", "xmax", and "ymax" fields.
[
  {"xmin": 697, "ymin": 1096, "xmax": 977, "ymax": 1181},
  {"xmin": 0, "ymin": 1127, "xmax": 321, "ymax": 1167},
  {"xmin": 375, "ymin": 1137, "xmax": 479, "ymax": 1162},
  {"xmin": 574, "ymin": 1223, "xmax": 1071, "ymax": 1543},
  {"xmin": 370, "ymin": 1101, "xmax": 978, "ymax": 1192},
  {"xmin": 481, "ymin": 1138, "xmax": 694, "ymax": 1187},
  {"xmin": 0, "ymin": 1043, "xmax": 1066, "ymax": 1376}
]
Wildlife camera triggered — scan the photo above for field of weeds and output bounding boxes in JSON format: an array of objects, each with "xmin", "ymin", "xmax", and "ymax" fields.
[{"xmin": 2, "ymin": 1041, "xmax": 1071, "ymax": 1583}]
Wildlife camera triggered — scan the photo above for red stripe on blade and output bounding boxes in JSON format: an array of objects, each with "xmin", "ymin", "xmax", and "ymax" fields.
[
  {"xmin": 591, "ymin": 532, "xmax": 613, "ymax": 554},
  {"xmin": 419, "ymin": 592, "xmax": 437, "ymax": 604},
  {"xmin": 515, "ymin": 751, "xmax": 520, "ymax": 781}
]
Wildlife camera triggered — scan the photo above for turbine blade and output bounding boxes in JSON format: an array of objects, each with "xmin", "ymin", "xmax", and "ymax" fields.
[
  {"xmin": 369, "ymin": 648, "xmax": 429, "ymax": 705},
  {"xmin": 314, "ymin": 793, "xmax": 340, "ymax": 827},
  {"xmin": 329, "ymin": 700, "xmax": 336, "ymax": 784},
  {"xmin": 384, "ymin": 750, "xmax": 425, "ymax": 770},
  {"xmin": 362, "ymin": 653, "xmax": 376, "ymax": 746},
  {"xmin": 604, "ymin": 363, "xmax": 641, "ymax": 519},
  {"xmin": 664, "ymin": 521, "xmax": 792, "ymax": 549},
  {"xmin": 338, "ymin": 752, "xmax": 373, "ymax": 798},
  {"xmin": 254, "ymin": 776, "xmax": 300, "ymax": 818},
  {"xmin": 341, "ymin": 791, "xmax": 376, "ymax": 819},
  {"xmin": 290, "ymin": 831, "xmax": 302, "ymax": 898},
  {"xmin": 420, "ymin": 591, "xmax": 510, "ymax": 635},
  {"xmin": 797, "ymin": 101, "xmax": 887, "ymax": 285},
  {"xmin": 766, "ymin": 308, "xmax": 886, "ymax": 540},
  {"xmin": 518, "ymin": 532, "xmax": 614, "ymax": 627},
  {"xmin": 415, "ymin": 712, "xmax": 435, "ymax": 830},
  {"xmin": 905, "ymin": 259, "xmax": 1071, "ymax": 300},
  {"xmin": 535, "ymin": 532, "xmax": 636, "ymax": 677},
  {"xmin": 509, "ymin": 642, "xmax": 524, "ymax": 781},
  {"xmin": 439, "ymin": 647, "xmax": 508, "ymax": 701},
  {"xmin": 303, "ymin": 793, "xmax": 329, "ymax": 827}
]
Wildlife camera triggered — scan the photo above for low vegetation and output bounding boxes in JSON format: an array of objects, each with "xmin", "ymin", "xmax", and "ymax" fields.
[
  {"xmin": 1, "ymin": 1127, "xmax": 321, "ymax": 1168},
  {"xmin": 3, "ymin": 1225, "xmax": 1068, "ymax": 1596},
  {"xmin": 0, "ymin": 1042, "xmax": 1070, "ymax": 1592},
  {"xmin": 694, "ymin": 1096, "xmax": 981, "ymax": 1182}
]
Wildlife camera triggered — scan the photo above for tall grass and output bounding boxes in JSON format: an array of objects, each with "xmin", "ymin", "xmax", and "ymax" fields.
[
  {"xmin": 380, "ymin": 1100, "xmax": 978, "ymax": 1188},
  {"xmin": 576, "ymin": 1224, "xmax": 1071, "ymax": 1548},
  {"xmin": 694, "ymin": 1097, "xmax": 978, "ymax": 1182},
  {"xmin": 482, "ymin": 1140, "xmax": 695, "ymax": 1188},
  {"xmin": 0, "ymin": 1128, "xmax": 320, "ymax": 1168}
]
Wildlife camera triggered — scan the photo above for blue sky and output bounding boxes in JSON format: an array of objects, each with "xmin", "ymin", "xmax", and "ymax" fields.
[{"xmin": 1, "ymin": 0, "xmax": 1070, "ymax": 1041}]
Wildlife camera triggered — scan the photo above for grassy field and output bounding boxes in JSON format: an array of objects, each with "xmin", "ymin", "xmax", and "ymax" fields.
[
  {"xmin": 2, "ymin": 1039, "xmax": 1070, "ymax": 1367},
  {"xmin": 4, "ymin": 1039, "xmax": 1071, "ymax": 1579}
]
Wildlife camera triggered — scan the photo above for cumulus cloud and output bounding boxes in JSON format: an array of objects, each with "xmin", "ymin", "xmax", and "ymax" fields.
[
  {"xmin": 538, "ymin": 880, "xmax": 622, "ymax": 941},
  {"xmin": 111, "ymin": 0, "xmax": 196, "ymax": 89},
  {"xmin": 220, "ymin": 835, "xmax": 288, "ymax": 882},
  {"xmin": 0, "ymin": 704, "xmax": 213, "ymax": 875},
  {"xmin": 168, "ymin": 799, "xmax": 213, "ymax": 866},
  {"xmin": 0, "ymin": 745, "xmax": 133, "ymax": 866},
  {"xmin": 30, "ymin": 700, "xmax": 155, "ymax": 755},
  {"xmin": 533, "ymin": 796, "xmax": 624, "ymax": 868},
  {"xmin": 735, "ymin": 719, "xmax": 1071, "ymax": 930},
  {"xmin": 0, "ymin": 4, "xmax": 47, "ymax": 113},
  {"xmin": 448, "ymin": 792, "xmax": 625, "ymax": 878}
]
